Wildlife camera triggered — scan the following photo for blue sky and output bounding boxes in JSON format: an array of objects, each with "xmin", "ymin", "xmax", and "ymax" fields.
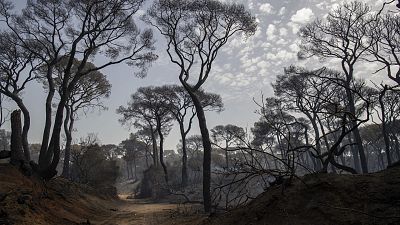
[{"xmin": 2, "ymin": 0, "xmax": 394, "ymax": 150}]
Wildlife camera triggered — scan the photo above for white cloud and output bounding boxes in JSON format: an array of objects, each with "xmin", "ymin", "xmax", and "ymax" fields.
[
  {"xmin": 279, "ymin": 27, "xmax": 288, "ymax": 36},
  {"xmin": 287, "ymin": 21, "xmax": 300, "ymax": 34},
  {"xmin": 287, "ymin": 8, "xmax": 315, "ymax": 34},
  {"xmin": 278, "ymin": 7, "xmax": 286, "ymax": 16},
  {"xmin": 289, "ymin": 43, "xmax": 300, "ymax": 52},
  {"xmin": 266, "ymin": 24, "xmax": 276, "ymax": 40},
  {"xmin": 259, "ymin": 3, "xmax": 274, "ymax": 14},
  {"xmin": 291, "ymin": 8, "xmax": 315, "ymax": 24}
]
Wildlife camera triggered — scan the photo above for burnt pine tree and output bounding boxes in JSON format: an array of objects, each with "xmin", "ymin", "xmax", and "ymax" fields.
[
  {"xmin": 0, "ymin": 0, "xmax": 157, "ymax": 179},
  {"xmin": 159, "ymin": 85, "xmax": 223, "ymax": 188},
  {"xmin": 118, "ymin": 86, "xmax": 174, "ymax": 183},
  {"xmin": 211, "ymin": 124, "xmax": 245, "ymax": 169},
  {"xmin": 49, "ymin": 59, "xmax": 111, "ymax": 179},
  {"xmin": 0, "ymin": 32, "xmax": 39, "ymax": 162},
  {"xmin": 299, "ymin": 1, "xmax": 374, "ymax": 173},
  {"xmin": 0, "ymin": 0, "xmax": 74, "ymax": 167},
  {"xmin": 144, "ymin": 0, "xmax": 257, "ymax": 212}
]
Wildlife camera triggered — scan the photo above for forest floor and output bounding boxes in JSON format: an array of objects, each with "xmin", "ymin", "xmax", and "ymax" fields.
[
  {"xmin": 93, "ymin": 197, "xmax": 204, "ymax": 225},
  {"xmin": 0, "ymin": 164, "xmax": 205, "ymax": 225},
  {"xmin": 2, "ymin": 163, "xmax": 400, "ymax": 225}
]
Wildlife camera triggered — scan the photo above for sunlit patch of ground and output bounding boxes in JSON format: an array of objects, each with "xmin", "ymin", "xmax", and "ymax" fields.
[{"xmin": 94, "ymin": 198, "xmax": 205, "ymax": 225}]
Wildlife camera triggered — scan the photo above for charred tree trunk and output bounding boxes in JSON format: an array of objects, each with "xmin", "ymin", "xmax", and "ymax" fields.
[
  {"xmin": 225, "ymin": 140, "xmax": 229, "ymax": 169},
  {"xmin": 150, "ymin": 125, "xmax": 158, "ymax": 167},
  {"xmin": 304, "ymin": 112, "xmax": 322, "ymax": 170},
  {"xmin": 13, "ymin": 99, "xmax": 31, "ymax": 162},
  {"xmin": 347, "ymin": 134, "xmax": 361, "ymax": 173},
  {"xmin": 145, "ymin": 149, "xmax": 150, "ymax": 169},
  {"xmin": 345, "ymin": 78, "xmax": 368, "ymax": 173},
  {"xmin": 40, "ymin": 93, "xmax": 69, "ymax": 180},
  {"xmin": 188, "ymin": 90, "xmax": 212, "ymax": 213},
  {"xmin": 10, "ymin": 110, "xmax": 24, "ymax": 165},
  {"xmin": 133, "ymin": 156, "xmax": 138, "ymax": 180},
  {"xmin": 39, "ymin": 66, "xmax": 56, "ymax": 170},
  {"xmin": 180, "ymin": 123, "xmax": 188, "ymax": 188},
  {"xmin": 61, "ymin": 105, "xmax": 74, "ymax": 178},
  {"xmin": 379, "ymin": 87, "xmax": 392, "ymax": 166},
  {"xmin": 392, "ymin": 135, "xmax": 400, "ymax": 161},
  {"xmin": 156, "ymin": 115, "xmax": 168, "ymax": 183},
  {"xmin": 126, "ymin": 160, "xmax": 131, "ymax": 179}
]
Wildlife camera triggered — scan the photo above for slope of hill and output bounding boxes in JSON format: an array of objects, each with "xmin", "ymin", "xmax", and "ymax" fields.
[
  {"xmin": 205, "ymin": 166, "xmax": 400, "ymax": 225},
  {"xmin": 0, "ymin": 164, "xmax": 119, "ymax": 225}
]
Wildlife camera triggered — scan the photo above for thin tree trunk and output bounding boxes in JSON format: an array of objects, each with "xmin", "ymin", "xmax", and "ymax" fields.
[
  {"xmin": 61, "ymin": 105, "xmax": 74, "ymax": 178},
  {"xmin": 225, "ymin": 140, "xmax": 229, "ymax": 169},
  {"xmin": 133, "ymin": 156, "xmax": 137, "ymax": 180},
  {"xmin": 304, "ymin": 128, "xmax": 317, "ymax": 171},
  {"xmin": 126, "ymin": 161, "xmax": 131, "ymax": 179},
  {"xmin": 39, "ymin": 66, "xmax": 55, "ymax": 170},
  {"xmin": 14, "ymin": 98, "xmax": 30, "ymax": 162},
  {"xmin": 348, "ymin": 134, "xmax": 361, "ymax": 173},
  {"xmin": 145, "ymin": 147, "xmax": 150, "ymax": 169},
  {"xmin": 40, "ymin": 94, "xmax": 68, "ymax": 179},
  {"xmin": 305, "ymin": 112, "xmax": 322, "ymax": 170},
  {"xmin": 344, "ymin": 76, "xmax": 368, "ymax": 173},
  {"xmin": 156, "ymin": 115, "xmax": 168, "ymax": 183},
  {"xmin": 188, "ymin": 90, "xmax": 212, "ymax": 213},
  {"xmin": 150, "ymin": 125, "xmax": 158, "ymax": 167},
  {"xmin": 379, "ymin": 88, "xmax": 392, "ymax": 166},
  {"xmin": 392, "ymin": 135, "xmax": 400, "ymax": 161},
  {"xmin": 180, "ymin": 124, "xmax": 188, "ymax": 188}
]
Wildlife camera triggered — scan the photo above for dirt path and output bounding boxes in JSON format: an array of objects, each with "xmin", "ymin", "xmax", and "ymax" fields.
[{"xmin": 93, "ymin": 197, "xmax": 205, "ymax": 225}]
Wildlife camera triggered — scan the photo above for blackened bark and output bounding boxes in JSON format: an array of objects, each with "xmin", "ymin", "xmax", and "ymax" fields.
[
  {"xmin": 10, "ymin": 110, "xmax": 24, "ymax": 165},
  {"xmin": 304, "ymin": 112, "xmax": 322, "ymax": 170},
  {"xmin": 14, "ymin": 99, "xmax": 31, "ymax": 162},
  {"xmin": 126, "ymin": 161, "xmax": 131, "ymax": 179},
  {"xmin": 61, "ymin": 105, "xmax": 73, "ymax": 178},
  {"xmin": 39, "ymin": 66, "xmax": 55, "ymax": 170},
  {"xmin": 392, "ymin": 135, "xmax": 400, "ymax": 160},
  {"xmin": 188, "ymin": 90, "xmax": 212, "ymax": 213},
  {"xmin": 344, "ymin": 78, "xmax": 368, "ymax": 173},
  {"xmin": 133, "ymin": 156, "xmax": 137, "ymax": 180},
  {"xmin": 347, "ymin": 134, "xmax": 361, "ymax": 173},
  {"xmin": 379, "ymin": 88, "xmax": 392, "ymax": 166},
  {"xmin": 150, "ymin": 125, "xmax": 158, "ymax": 167},
  {"xmin": 156, "ymin": 115, "xmax": 168, "ymax": 183},
  {"xmin": 225, "ymin": 140, "xmax": 229, "ymax": 169},
  {"xmin": 180, "ymin": 123, "xmax": 188, "ymax": 188},
  {"xmin": 40, "ymin": 94, "xmax": 68, "ymax": 179}
]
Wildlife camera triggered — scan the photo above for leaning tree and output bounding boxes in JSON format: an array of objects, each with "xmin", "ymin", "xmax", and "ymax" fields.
[
  {"xmin": 144, "ymin": 0, "xmax": 257, "ymax": 212},
  {"xmin": 47, "ymin": 59, "xmax": 112, "ymax": 179}
]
